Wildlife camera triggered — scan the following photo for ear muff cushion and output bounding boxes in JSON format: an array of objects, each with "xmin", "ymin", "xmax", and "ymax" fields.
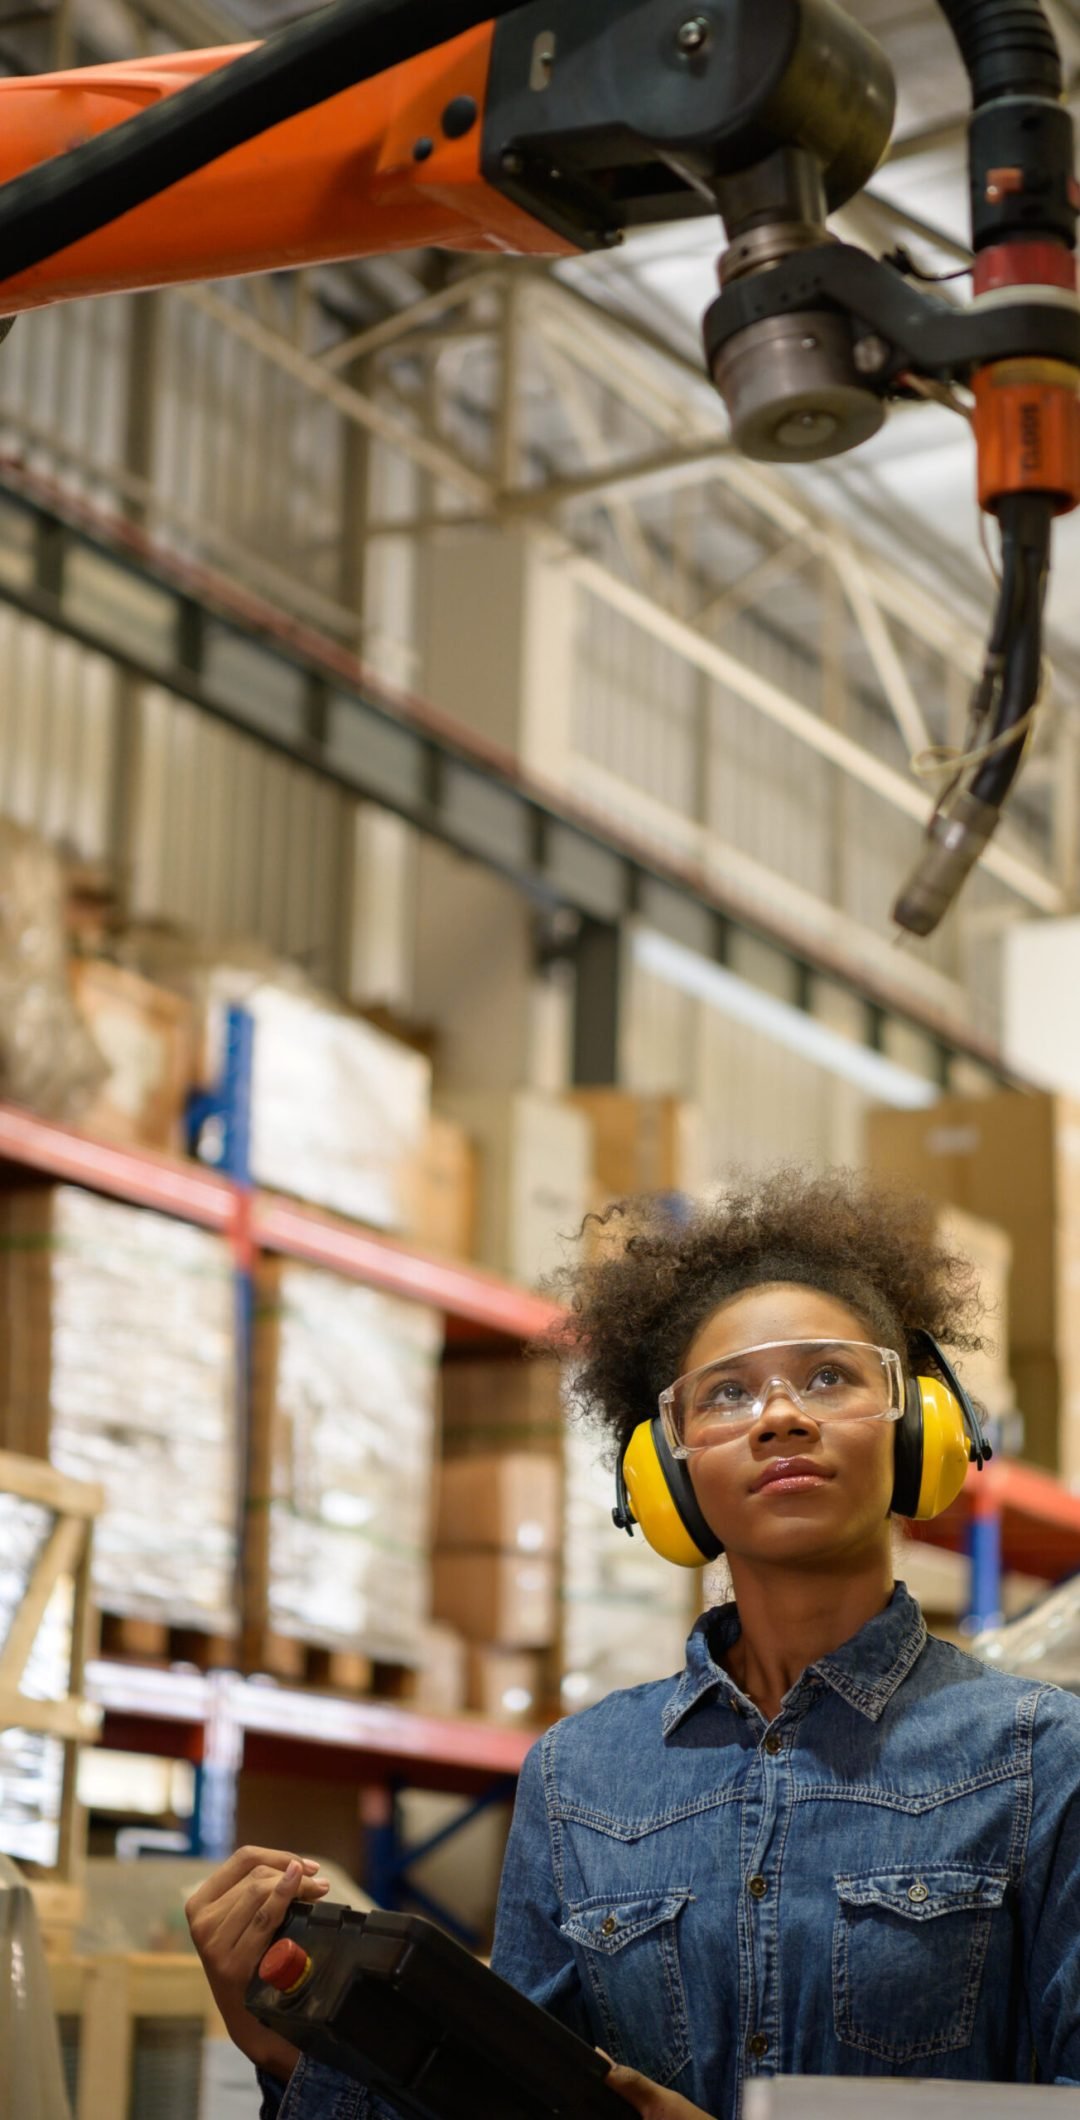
[
  {"xmin": 891, "ymin": 1386, "xmax": 924, "ymax": 1519},
  {"xmin": 622, "ymin": 1418, "xmax": 722, "ymax": 1567},
  {"xmin": 912, "ymin": 1373, "xmax": 973, "ymax": 1520},
  {"xmin": 891, "ymin": 1374, "xmax": 973, "ymax": 1520}
]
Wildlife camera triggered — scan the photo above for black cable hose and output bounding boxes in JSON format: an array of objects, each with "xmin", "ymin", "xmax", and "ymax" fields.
[
  {"xmin": 971, "ymin": 496, "xmax": 1052, "ymax": 809},
  {"xmin": 0, "ymin": 0, "xmax": 537, "ymax": 290},
  {"xmin": 934, "ymin": 0, "xmax": 1062, "ymax": 106}
]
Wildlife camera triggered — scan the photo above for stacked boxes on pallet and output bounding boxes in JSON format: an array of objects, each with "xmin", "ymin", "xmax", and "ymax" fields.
[
  {"xmin": 440, "ymin": 1359, "xmax": 694, "ymax": 1719},
  {"xmin": 867, "ymin": 1091, "xmax": 1070, "ymax": 1469},
  {"xmin": 121, "ymin": 941, "xmax": 433, "ymax": 1233},
  {"xmin": 0, "ymin": 1187, "xmax": 237, "ymax": 1637},
  {"xmin": 247, "ymin": 1261, "xmax": 443, "ymax": 1676},
  {"xmin": 433, "ymin": 1450, "xmax": 562, "ymax": 1723}
]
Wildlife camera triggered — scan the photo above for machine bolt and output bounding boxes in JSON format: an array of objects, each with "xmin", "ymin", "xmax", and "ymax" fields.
[
  {"xmin": 501, "ymin": 149, "xmax": 525, "ymax": 177},
  {"xmin": 853, "ymin": 333, "xmax": 890, "ymax": 375},
  {"xmin": 675, "ymin": 15, "xmax": 711, "ymax": 54}
]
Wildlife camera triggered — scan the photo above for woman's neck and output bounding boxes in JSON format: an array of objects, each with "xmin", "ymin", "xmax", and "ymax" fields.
[{"xmin": 721, "ymin": 1548, "xmax": 895, "ymax": 1721}]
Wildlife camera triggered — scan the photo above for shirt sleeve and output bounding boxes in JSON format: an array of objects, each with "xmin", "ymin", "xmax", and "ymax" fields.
[
  {"xmin": 1024, "ymin": 1686, "xmax": 1080, "ymax": 2086},
  {"xmin": 489, "ymin": 1730, "xmax": 592, "ymax": 2041}
]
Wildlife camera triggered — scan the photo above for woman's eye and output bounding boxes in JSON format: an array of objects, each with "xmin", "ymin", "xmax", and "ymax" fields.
[
  {"xmin": 808, "ymin": 1365, "xmax": 844, "ymax": 1391},
  {"xmin": 704, "ymin": 1380, "xmax": 749, "ymax": 1408}
]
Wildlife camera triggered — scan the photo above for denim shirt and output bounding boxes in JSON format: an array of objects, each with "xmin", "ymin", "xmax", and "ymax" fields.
[{"xmin": 262, "ymin": 1584, "xmax": 1080, "ymax": 2120}]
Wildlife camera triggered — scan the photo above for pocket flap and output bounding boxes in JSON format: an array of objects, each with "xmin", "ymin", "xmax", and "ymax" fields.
[
  {"xmin": 836, "ymin": 1867, "xmax": 1008, "ymax": 1921},
  {"xmin": 561, "ymin": 1889, "xmax": 693, "ymax": 1956}
]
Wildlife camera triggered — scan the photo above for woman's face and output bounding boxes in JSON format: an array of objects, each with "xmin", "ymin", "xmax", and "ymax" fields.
[{"xmin": 679, "ymin": 1282, "xmax": 898, "ymax": 1570}]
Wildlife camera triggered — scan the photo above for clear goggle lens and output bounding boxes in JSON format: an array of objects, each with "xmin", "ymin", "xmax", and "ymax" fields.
[{"xmin": 659, "ymin": 1338, "xmax": 905, "ymax": 1458}]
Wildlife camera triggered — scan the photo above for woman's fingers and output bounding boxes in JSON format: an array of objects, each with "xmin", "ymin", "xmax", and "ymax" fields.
[
  {"xmin": 185, "ymin": 1846, "xmax": 319, "ymax": 1922},
  {"xmin": 210, "ymin": 1860, "xmax": 328, "ymax": 1963},
  {"xmin": 605, "ymin": 2062, "xmax": 715, "ymax": 2118}
]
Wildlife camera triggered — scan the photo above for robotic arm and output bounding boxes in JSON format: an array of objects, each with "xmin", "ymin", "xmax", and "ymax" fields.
[{"xmin": 0, "ymin": 0, "xmax": 1073, "ymax": 936}]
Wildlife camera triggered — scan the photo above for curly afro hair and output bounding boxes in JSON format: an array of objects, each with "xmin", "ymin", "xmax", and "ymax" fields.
[{"xmin": 549, "ymin": 1167, "xmax": 987, "ymax": 1462}]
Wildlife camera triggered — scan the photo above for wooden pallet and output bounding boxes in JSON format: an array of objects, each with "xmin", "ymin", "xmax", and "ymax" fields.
[
  {"xmin": 99, "ymin": 1611, "xmax": 239, "ymax": 1672},
  {"xmin": 0, "ymin": 1450, "xmax": 103, "ymax": 1953},
  {"xmin": 242, "ymin": 1627, "xmax": 404, "ymax": 1697},
  {"xmin": 48, "ymin": 1951, "xmax": 225, "ymax": 2120}
]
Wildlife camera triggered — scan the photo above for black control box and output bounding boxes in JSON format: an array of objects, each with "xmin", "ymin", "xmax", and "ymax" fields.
[{"xmin": 245, "ymin": 1901, "xmax": 627, "ymax": 2119}]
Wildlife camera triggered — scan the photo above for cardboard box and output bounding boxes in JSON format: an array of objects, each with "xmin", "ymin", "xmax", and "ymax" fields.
[
  {"xmin": 465, "ymin": 1645, "xmax": 545, "ymax": 1725},
  {"xmin": 71, "ymin": 958, "xmax": 194, "ymax": 1153},
  {"xmin": 431, "ymin": 1550, "xmax": 558, "ymax": 1648},
  {"xmin": 437, "ymin": 1091, "xmax": 591, "ymax": 1288},
  {"xmin": 434, "ymin": 1454, "xmax": 561, "ymax": 1556},
  {"xmin": 408, "ymin": 1114, "xmax": 477, "ymax": 1259},
  {"xmin": 565, "ymin": 1090, "xmax": 703, "ymax": 1200},
  {"xmin": 934, "ymin": 1204, "xmax": 1013, "ymax": 1419},
  {"xmin": 409, "ymin": 1625, "xmax": 470, "ymax": 1717},
  {"xmin": 440, "ymin": 1360, "xmax": 564, "ymax": 1459},
  {"xmin": 867, "ymin": 1091, "xmax": 1080, "ymax": 1355}
]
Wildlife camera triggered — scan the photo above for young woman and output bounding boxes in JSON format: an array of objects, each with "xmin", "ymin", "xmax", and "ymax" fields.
[{"xmin": 188, "ymin": 1170, "xmax": 1080, "ymax": 2117}]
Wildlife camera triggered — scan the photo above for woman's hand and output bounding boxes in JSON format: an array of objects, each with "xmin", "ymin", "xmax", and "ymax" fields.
[
  {"xmin": 185, "ymin": 1845, "xmax": 330, "ymax": 2082},
  {"xmin": 605, "ymin": 2060, "xmax": 716, "ymax": 2118}
]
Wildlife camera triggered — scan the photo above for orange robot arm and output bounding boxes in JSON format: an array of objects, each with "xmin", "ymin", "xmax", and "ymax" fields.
[{"xmin": 0, "ymin": 27, "xmax": 574, "ymax": 314}]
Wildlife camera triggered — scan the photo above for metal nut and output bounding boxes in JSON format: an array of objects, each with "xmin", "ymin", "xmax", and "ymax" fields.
[
  {"xmin": 853, "ymin": 333, "xmax": 890, "ymax": 375},
  {"xmin": 676, "ymin": 16, "xmax": 711, "ymax": 53}
]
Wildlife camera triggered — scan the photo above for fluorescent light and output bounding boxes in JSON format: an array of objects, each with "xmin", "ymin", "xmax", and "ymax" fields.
[{"xmin": 632, "ymin": 927, "xmax": 940, "ymax": 1110}]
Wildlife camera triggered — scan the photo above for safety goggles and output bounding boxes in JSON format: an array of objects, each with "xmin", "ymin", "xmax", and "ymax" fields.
[{"xmin": 659, "ymin": 1338, "xmax": 906, "ymax": 1458}]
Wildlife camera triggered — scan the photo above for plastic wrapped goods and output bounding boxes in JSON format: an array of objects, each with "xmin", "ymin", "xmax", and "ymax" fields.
[
  {"xmin": 973, "ymin": 1574, "xmax": 1080, "ymax": 1690},
  {"xmin": 0, "ymin": 817, "xmax": 105, "ymax": 1120},
  {"xmin": 0, "ymin": 1857, "xmax": 72, "ymax": 2120},
  {"xmin": 119, "ymin": 934, "xmax": 432, "ymax": 1231},
  {"xmin": 249, "ymin": 1263, "xmax": 442, "ymax": 1664},
  {"xmin": 0, "ymin": 1490, "xmax": 73, "ymax": 1869},
  {"xmin": 0, "ymin": 1188, "xmax": 237, "ymax": 1633}
]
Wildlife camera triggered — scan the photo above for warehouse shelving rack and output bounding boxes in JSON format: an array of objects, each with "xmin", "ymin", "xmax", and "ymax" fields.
[
  {"xmin": 4, "ymin": 1040, "xmax": 1080, "ymax": 1908},
  {"xmin": 0, "ymin": 1009, "xmax": 558, "ymax": 1918}
]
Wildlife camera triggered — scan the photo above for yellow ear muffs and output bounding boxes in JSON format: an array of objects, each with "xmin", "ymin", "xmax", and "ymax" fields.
[
  {"xmin": 614, "ymin": 1417, "xmax": 723, "ymax": 1568},
  {"xmin": 891, "ymin": 1331, "xmax": 992, "ymax": 1521}
]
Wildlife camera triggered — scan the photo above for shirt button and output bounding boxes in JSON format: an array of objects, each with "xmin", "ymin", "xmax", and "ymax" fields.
[
  {"xmin": 748, "ymin": 2032, "xmax": 769, "ymax": 2059},
  {"xmin": 908, "ymin": 1881, "xmax": 929, "ymax": 1904},
  {"xmin": 748, "ymin": 1875, "xmax": 768, "ymax": 1900},
  {"xmin": 602, "ymin": 1915, "xmax": 618, "ymax": 1935},
  {"xmin": 764, "ymin": 1735, "xmax": 783, "ymax": 1755}
]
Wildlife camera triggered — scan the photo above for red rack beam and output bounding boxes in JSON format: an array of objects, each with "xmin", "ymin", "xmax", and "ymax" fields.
[
  {"xmin": 0, "ymin": 1103, "xmax": 233, "ymax": 1228},
  {"xmin": 254, "ymin": 1193, "xmax": 562, "ymax": 1342}
]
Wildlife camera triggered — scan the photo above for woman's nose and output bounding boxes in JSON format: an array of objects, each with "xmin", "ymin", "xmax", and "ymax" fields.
[{"xmin": 753, "ymin": 1379, "xmax": 819, "ymax": 1434}]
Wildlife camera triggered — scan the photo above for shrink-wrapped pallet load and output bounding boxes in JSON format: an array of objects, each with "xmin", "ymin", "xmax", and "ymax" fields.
[
  {"xmin": 0, "ymin": 1186, "xmax": 237, "ymax": 1634},
  {"xmin": 248, "ymin": 1262, "xmax": 442, "ymax": 1668}
]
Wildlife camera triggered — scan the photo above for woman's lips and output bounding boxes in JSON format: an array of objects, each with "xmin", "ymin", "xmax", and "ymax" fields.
[
  {"xmin": 754, "ymin": 1473, "xmax": 831, "ymax": 1495},
  {"xmin": 751, "ymin": 1459, "xmax": 833, "ymax": 1495}
]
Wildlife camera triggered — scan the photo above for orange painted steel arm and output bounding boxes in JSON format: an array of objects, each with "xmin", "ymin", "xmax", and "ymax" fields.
[{"xmin": 0, "ymin": 28, "xmax": 574, "ymax": 313}]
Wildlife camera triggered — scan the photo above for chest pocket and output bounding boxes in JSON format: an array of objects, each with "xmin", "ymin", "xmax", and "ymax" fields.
[
  {"xmin": 560, "ymin": 1889, "xmax": 693, "ymax": 2085},
  {"xmin": 833, "ymin": 1865, "xmax": 1008, "ymax": 2064}
]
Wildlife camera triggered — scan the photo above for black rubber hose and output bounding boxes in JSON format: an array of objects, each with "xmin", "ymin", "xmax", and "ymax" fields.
[
  {"xmin": 934, "ymin": 0, "xmax": 1062, "ymax": 106},
  {"xmin": 0, "ymin": 0, "xmax": 536, "ymax": 289},
  {"xmin": 971, "ymin": 495, "xmax": 1052, "ymax": 809}
]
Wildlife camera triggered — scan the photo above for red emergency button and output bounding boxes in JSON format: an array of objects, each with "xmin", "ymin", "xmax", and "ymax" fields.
[{"xmin": 258, "ymin": 1939, "xmax": 313, "ymax": 1995}]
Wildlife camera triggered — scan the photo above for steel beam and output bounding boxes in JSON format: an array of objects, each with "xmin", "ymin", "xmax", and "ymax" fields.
[{"xmin": 0, "ymin": 461, "xmax": 1023, "ymax": 1083}]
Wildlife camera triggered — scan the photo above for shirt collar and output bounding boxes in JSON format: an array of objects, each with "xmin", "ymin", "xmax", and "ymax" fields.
[{"xmin": 662, "ymin": 1580, "xmax": 927, "ymax": 1737}]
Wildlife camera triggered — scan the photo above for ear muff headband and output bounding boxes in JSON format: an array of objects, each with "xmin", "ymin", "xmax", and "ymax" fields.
[{"xmin": 616, "ymin": 1330, "xmax": 991, "ymax": 1565}]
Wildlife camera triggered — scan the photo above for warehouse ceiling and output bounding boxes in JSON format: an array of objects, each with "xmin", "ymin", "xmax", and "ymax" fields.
[{"xmin": 0, "ymin": 0, "xmax": 1075, "ymax": 1016}]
